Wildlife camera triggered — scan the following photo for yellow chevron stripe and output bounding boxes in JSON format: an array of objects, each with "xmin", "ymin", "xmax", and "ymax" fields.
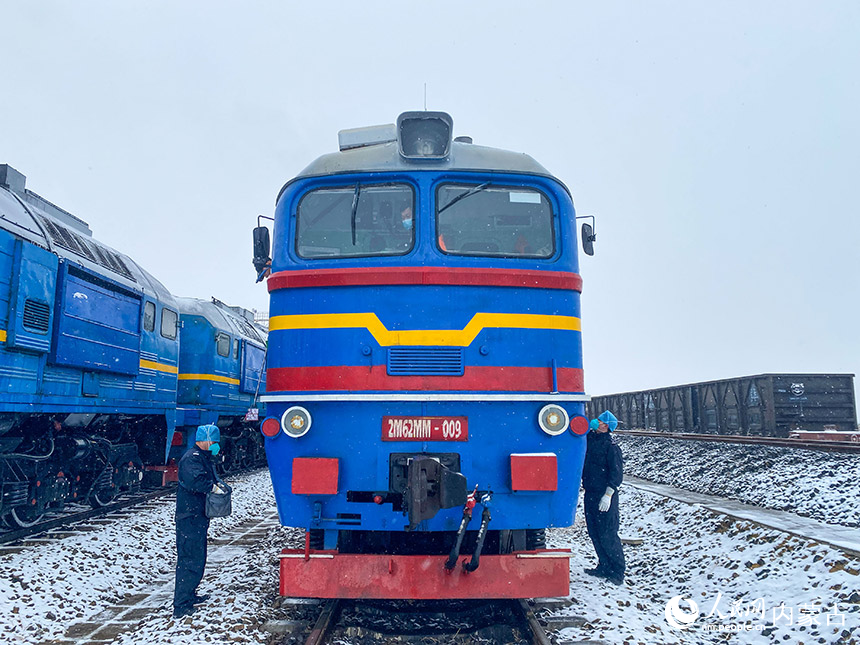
[
  {"xmin": 178, "ymin": 373, "xmax": 240, "ymax": 385},
  {"xmin": 139, "ymin": 359, "xmax": 179, "ymax": 375},
  {"xmin": 0, "ymin": 329, "xmax": 6, "ymax": 343},
  {"xmin": 268, "ymin": 312, "xmax": 580, "ymax": 347}
]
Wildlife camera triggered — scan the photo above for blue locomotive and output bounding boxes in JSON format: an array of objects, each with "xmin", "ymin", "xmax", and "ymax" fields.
[
  {"xmin": 256, "ymin": 112, "xmax": 594, "ymax": 599},
  {"xmin": 173, "ymin": 297, "xmax": 267, "ymax": 473},
  {"xmin": 0, "ymin": 164, "xmax": 266, "ymax": 528}
]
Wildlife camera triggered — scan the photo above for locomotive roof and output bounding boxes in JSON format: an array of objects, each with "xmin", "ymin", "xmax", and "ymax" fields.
[
  {"xmin": 0, "ymin": 168, "xmax": 174, "ymax": 304},
  {"xmin": 175, "ymin": 296, "xmax": 267, "ymax": 346},
  {"xmin": 296, "ymin": 140, "xmax": 552, "ymax": 180},
  {"xmin": 281, "ymin": 140, "xmax": 567, "ymax": 203}
]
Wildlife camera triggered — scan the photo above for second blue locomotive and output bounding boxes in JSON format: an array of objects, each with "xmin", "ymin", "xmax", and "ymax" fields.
[{"xmin": 0, "ymin": 164, "xmax": 266, "ymax": 528}]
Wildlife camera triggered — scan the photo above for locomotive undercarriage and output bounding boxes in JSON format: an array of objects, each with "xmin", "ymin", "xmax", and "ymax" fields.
[
  {"xmin": 213, "ymin": 419, "xmax": 266, "ymax": 475},
  {"xmin": 332, "ymin": 527, "xmax": 546, "ymax": 555},
  {"xmin": 0, "ymin": 413, "xmax": 157, "ymax": 528}
]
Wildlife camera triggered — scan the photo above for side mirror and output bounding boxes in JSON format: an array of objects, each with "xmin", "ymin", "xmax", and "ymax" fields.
[
  {"xmin": 581, "ymin": 222, "xmax": 595, "ymax": 256},
  {"xmin": 252, "ymin": 226, "xmax": 271, "ymax": 273}
]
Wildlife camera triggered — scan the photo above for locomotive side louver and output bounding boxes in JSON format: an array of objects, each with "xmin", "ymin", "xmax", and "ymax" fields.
[
  {"xmin": 22, "ymin": 299, "xmax": 51, "ymax": 333},
  {"xmin": 387, "ymin": 347, "xmax": 464, "ymax": 376}
]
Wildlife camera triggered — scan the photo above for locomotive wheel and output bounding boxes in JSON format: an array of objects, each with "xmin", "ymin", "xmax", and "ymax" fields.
[
  {"xmin": 9, "ymin": 505, "xmax": 45, "ymax": 529},
  {"xmin": 241, "ymin": 449, "xmax": 254, "ymax": 469},
  {"xmin": 89, "ymin": 489, "xmax": 117, "ymax": 508},
  {"xmin": 218, "ymin": 443, "xmax": 239, "ymax": 475}
]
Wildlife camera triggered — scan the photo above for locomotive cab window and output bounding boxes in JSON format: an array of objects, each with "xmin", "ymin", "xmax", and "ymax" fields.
[
  {"xmin": 296, "ymin": 183, "xmax": 415, "ymax": 258},
  {"xmin": 143, "ymin": 301, "xmax": 156, "ymax": 332},
  {"xmin": 435, "ymin": 184, "xmax": 554, "ymax": 258},
  {"xmin": 160, "ymin": 308, "xmax": 178, "ymax": 340},
  {"xmin": 216, "ymin": 333, "xmax": 231, "ymax": 357},
  {"xmin": 233, "ymin": 339, "xmax": 240, "ymax": 359}
]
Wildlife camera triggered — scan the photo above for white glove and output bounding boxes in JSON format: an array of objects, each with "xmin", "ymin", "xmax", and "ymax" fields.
[{"xmin": 598, "ymin": 487, "xmax": 615, "ymax": 512}]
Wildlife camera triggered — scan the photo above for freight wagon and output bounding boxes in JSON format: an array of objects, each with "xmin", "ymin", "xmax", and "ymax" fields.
[{"xmin": 589, "ymin": 373, "xmax": 856, "ymax": 437}]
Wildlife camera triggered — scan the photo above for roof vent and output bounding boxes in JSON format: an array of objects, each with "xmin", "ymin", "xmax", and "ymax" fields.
[
  {"xmin": 338, "ymin": 124, "xmax": 397, "ymax": 151},
  {"xmin": 0, "ymin": 165, "xmax": 26, "ymax": 193},
  {"xmin": 454, "ymin": 136, "xmax": 473, "ymax": 144}
]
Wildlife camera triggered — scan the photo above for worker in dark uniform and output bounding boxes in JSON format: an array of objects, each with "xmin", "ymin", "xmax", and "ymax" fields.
[
  {"xmin": 172, "ymin": 424, "xmax": 220, "ymax": 618},
  {"xmin": 581, "ymin": 410, "xmax": 626, "ymax": 585}
]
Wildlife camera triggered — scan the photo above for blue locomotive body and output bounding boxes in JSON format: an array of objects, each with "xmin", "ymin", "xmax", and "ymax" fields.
[
  {"xmin": 0, "ymin": 164, "xmax": 266, "ymax": 527},
  {"xmin": 258, "ymin": 113, "xmax": 591, "ymax": 599},
  {"xmin": 173, "ymin": 297, "xmax": 267, "ymax": 471}
]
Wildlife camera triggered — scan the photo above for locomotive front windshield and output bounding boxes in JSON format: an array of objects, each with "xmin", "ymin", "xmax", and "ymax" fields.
[
  {"xmin": 296, "ymin": 184, "xmax": 415, "ymax": 258},
  {"xmin": 436, "ymin": 184, "xmax": 554, "ymax": 258}
]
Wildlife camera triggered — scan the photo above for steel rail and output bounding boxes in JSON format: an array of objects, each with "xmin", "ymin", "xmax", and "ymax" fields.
[
  {"xmin": 0, "ymin": 486, "xmax": 175, "ymax": 546},
  {"xmin": 616, "ymin": 430, "xmax": 860, "ymax": 453},
  {"xmin": 0, "ymin": 466, "xmax": 266, "ymax": 546},
  {"xmin": 514, "ymin": 599, "xmax": 553, "ymax": 645},
  {"xmin": 304, "ymin": 599, "xmax": 341, "ymax": 645}
]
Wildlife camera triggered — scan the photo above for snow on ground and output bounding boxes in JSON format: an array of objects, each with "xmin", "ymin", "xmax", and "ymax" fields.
[
  {"xmin": 112, "ymin": 520, "xmax": 303, "ymax": 645},
  {"xmin": 2, "ymin": 467, "xmax": 858, "ymax": 644},
  {"xmin": 0, "ymin": 469, "xmax": 295, "ymax": 645},
  {"xmin": 616, "ymin": 435, "xmax": 860, "ymax": 528},
  {"xmin": 550, "ymin": 486, "xmax": 860, "ymax": 644}
]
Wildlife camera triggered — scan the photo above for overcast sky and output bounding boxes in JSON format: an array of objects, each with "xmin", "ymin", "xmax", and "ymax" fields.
[{"xmin": 3, "ymin": 2, "xmax": 858, "ymax": 412}]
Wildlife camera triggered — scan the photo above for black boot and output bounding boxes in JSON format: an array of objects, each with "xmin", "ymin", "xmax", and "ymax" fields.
[{"xmin": 173, "ymin": 606, "xmax": 195, "ymax": 619}]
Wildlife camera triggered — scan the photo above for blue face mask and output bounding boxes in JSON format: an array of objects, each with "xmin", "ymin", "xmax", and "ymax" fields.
[
  {"xmin": 210, "ymin": 443, "xmax": 221, "ymax": 456},
  {"xmin": 402, "ymin": 218, "xmax": 412, "ymax": 229}
]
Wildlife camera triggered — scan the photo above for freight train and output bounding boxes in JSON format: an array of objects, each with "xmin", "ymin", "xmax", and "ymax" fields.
[
  {"xmin": 0, "ymin": 164, "xmax": 267, "ymax": 529},
  {"xmin": 589, "ymin": 373, "xmax": 857, "ymax": 437},
  {"xmin": 255, "ymin": 111, "xmax": 594, "ymax": 599}
]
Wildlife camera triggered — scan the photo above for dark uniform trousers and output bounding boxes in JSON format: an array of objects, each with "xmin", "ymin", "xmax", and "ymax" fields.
[
  {"xmin": 173, "ymin": 515, "xmax": 210, "ymax": 612},
  {"xmin": 583, "ymin": 488, "xmax": 626, "ymax": 577},
  {"xmin": 172, "ymin": 445, "xmax": 216, "ymax": 614}
]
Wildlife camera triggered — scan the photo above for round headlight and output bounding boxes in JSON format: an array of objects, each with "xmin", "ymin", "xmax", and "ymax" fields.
[
  {"xmin": 281, "ymin": 406, "xmax": 312, "ymax": 438},
  {"xmin": 538, "ymin": 404, "xmax": 569, "ymax": 436}
]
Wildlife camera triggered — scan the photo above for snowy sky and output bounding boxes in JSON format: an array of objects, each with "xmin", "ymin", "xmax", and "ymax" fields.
[{"xmin": 3, "ymin": 2, "xmax": 858, "ymax": 412}]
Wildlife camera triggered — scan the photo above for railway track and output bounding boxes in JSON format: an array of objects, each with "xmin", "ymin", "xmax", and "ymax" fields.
[
  {"xmin": 298, "ymin": 597, "xmax": 558, "ymax": 645},
  {"xmin": 0, "ymin": 485, "xmax": 175, "ymax": 546},
  {"xmin": 0, "ymin": 466, "xmax": 266, "ymax": 546},
  {"xmin": 616, "ymin": 429, "xmax": 860, "ymax": 453}
]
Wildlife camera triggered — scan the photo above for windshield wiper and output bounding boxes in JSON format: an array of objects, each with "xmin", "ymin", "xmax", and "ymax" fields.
[
  {"xmin": 350, "ymin": 183, "xmax": 361, "ymax": 245},
  {"xmin": 438, "ymin": 182, "xmax": 491, "ymax": 215}
]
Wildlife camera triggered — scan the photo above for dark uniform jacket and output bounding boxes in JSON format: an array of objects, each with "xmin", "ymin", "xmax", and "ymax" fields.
[
  {"xmin": 582, "ymin": 432, "xmax": 623, "ymax": 493},
  {"xmin": 176, "ymin": 446, "xmax": 217, "ymax": 520}
]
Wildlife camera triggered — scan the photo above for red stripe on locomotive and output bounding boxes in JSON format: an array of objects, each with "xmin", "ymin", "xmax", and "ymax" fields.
[
  {"xmin": 266, "ymin": 365, "xmax": 584, "ymax": 393},
  {"xmin": 268, "ymin": 266, "xmax": 582, "ymax": 292}
]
